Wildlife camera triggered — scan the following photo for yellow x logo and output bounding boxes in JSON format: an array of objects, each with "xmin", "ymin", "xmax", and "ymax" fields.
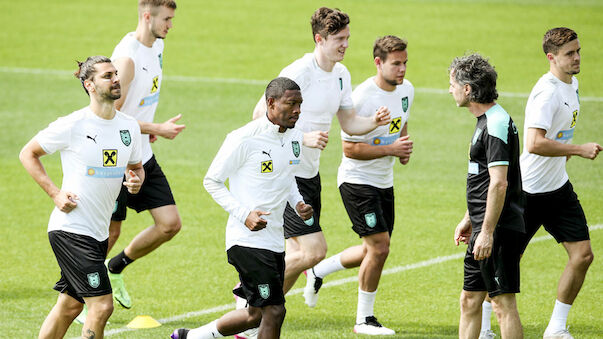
[
  {"xmin": 261, "ymin": 160, "xmax": 273, "ymax": 173},
  {"xmin": 151, "ymin": 76, "xmax": 159, "ymax": 93},
  {"xmin": 389, "ymin": 117, "xmax": 401, "ymax": 134},
  {"xmin": 103, "ymin": 149, "xmax": 117, "ymax": 167}
]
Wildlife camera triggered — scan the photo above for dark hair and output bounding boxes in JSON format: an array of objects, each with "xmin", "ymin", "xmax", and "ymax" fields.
[
  {"xmin": 449, "ymin": 53, "xmax": 498, "ymax": 104},
  {"xmin": 311, "ymin": 7, "xmax": 349, "ymax": 42},
  {"xmin": 542, "ymin": 27, "xmax": 577, "ymax": 55},
  {"xmin": 74, "ymin": 55, "xmax": 112, "ymax": 95},
  {"xmin": 373, "ymin": 35, "xmax": 407, "ymax": 61},
  {"xmin": 139, "ymin": 0, "xmax": 177, "ymax": 11},
  {"xmin": 265, "ymin": 77, "xmax": 300, "ymax": 103}
]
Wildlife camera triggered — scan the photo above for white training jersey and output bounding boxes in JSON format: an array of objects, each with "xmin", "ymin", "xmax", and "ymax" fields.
[
  {"xmin": 520, "ymin": 72, "xmax": 580, "ymax": 193},
  {"xmin": 337, "ymin": 77, "xmax": 414, "ymax": 188},
  {"xmin": 111, "ymin": 32, "xmax": 164, "ymax": 164},
  {"xmin": 278, "ymin": 53, "xmax": 354, "ymax": 178},
  {"xmin": 204, "ymin": 115, "xmax": 305, "ymax": 253},
  {"xmin": 35, "ymin": 107, "xmax": 142, "ymax": 241}
]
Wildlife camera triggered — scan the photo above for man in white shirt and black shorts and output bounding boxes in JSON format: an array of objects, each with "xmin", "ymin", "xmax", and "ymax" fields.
[
  {"xmin": 519, "ymin": 27, "xmax": 601, "ymax": 339},
  {"xmin": 171, "ymin": 77, "xmax": 313, "ymax": 339},
  {"xmin": 20, "ymin": 56, "xmax": 143, "ymax": 339},
  {"xmin": 303, "ymin": 35, "xmax": 414, "ymax": 335},
  {"xmin": 104, "ymin": 0, "xmax": 185, "ymax": 311},
  {"xmin": 252, "ymin": 7, "xmax": 390, "ymax": 301}
]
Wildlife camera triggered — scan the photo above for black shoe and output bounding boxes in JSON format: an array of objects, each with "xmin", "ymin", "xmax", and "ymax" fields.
[{"xmin": 171, "ymin": 328, "xmax": 189, "ymax": 339}]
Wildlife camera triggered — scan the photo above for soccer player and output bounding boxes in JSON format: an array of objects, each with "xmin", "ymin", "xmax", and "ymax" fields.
[
  {"xmin": 19, "ymin": 56, "xmax": 143, "ymax": 339},
  {"xmin": 519, "ymin": 27, "xmax": 600, "ymax": 339},
  {"xmin": 171, "ymin": 77, "xmax": 313, "ymax": 339},
  {"xmin": 251, "ymin": 6, "xmax": 390, "ymax": 299},
  {"xmin": 104, "ymin": 0, "xmax": 184, "ymax": 309},
  {"xmin": 449, "ymin": 54, "xmax": 525, "ymax": 339},
  {"xmin": 303, "ymin": 35, "xmax": 413, "ymax": 335}
]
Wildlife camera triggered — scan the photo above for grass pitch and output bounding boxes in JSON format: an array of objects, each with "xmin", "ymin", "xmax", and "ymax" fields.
[{"xmin": 1, "ymin": 0, "xmax": 602, "ymax": 338}]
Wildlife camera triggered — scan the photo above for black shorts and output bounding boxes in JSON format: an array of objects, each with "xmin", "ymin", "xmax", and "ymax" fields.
[
  {"xmin": 227, "ymin": 245, "xmax": 286, "ymax": 307},
  {"xmin": 520, "ymin": 180, "xmax": 589, "ymax": 252},
  {"xmin": 463, "ymin": 227, "xmax": 522, "ymax": 298},
  {"xmin": 283, "ymin": 174, "xmax": 322, "ymax": 239},
  {"xmin": 112, "ymin": 155, "xmax": 176, "ymax": 221},
  {"xmin": 339, "ymin": 183, "xmax": 394, "ymax": 237},
  {"xmin": 48, "ymin": 231, "xmax": 111, "ymax": 303}
]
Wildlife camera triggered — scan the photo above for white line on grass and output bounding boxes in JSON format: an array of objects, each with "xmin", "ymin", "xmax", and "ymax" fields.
[
  {"xmin": 92, "ymin": 224, "xmax": 602, "ymax": 337},
  {"xmin": 3, "ymin": 66, "xmax": 603, "ymax": 102}
]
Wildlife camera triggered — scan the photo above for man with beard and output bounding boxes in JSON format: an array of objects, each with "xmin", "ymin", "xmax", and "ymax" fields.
[{"xmin": 19, "ymin": 56, "xmax": 143, "ymax": 339}]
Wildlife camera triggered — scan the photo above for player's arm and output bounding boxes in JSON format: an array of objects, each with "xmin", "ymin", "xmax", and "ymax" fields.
[
  {"xmin": 342, "ymin": 123, "xmax": 412, "ymax": 161},
  {"xmin": 526, "ymin": 128, "xmax": 601, "ymax": 159},
  {"xmin": 336, "ymin": 106, "xmax": 391, "ymax": 136},
  {"xmin": 123, "ymin": 162, "xmax": 144, "ymax": 194},
  {"xmin": 473, "ymin": 165, "xmax": 508, "ymax": 260},
  {"xmin": 112, "ymin": 57, "xmax": 135, "ymax": 111},
  {"xmin": 19, "ymin": 139, "xmax": 78, "ymax": 213},
  {"xmin": 252, "ymin": 94, "xmax": 266, "ymax": 120}
]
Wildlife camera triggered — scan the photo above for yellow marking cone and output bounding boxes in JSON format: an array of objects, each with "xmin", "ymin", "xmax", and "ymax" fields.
[{"xmin": 126, "ymin": 315, "xmax": 161, "ymax": 329}]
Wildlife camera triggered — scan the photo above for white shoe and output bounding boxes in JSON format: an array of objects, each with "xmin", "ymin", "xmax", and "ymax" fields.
[
  {"xmin": 543, "ymin": 327, "xmax": 574, "ymax": 339},
  {"xmin": 233, "ymin": 283, "xmax": 258, "ymax": 339},
  {"xmin": 303, "ymin": 268, "xmax": 323, "ymax": 308},
  {"xmin": 353, "ymin": 316, "xmax": 395, "ymax": 335},
  {"xmin": 479, "ymin": 329, "xmax": 497, "ymax": 339}
]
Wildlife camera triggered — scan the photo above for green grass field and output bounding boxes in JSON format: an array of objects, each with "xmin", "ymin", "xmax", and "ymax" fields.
[{"xmin": 1, "ymin": 0, "xmax": 602, "ymax": 338}]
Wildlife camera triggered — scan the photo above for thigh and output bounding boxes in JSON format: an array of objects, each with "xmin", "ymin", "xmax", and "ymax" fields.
[
  {"xmin": 284, "ymin": 174, "xmax": 322, "ymax": 238},
  {"xmin": 481, "ymin": 227, "xmax": 522, "ymax": 298},
  {"xmin": 227, "ymin": 246, "xmax": 286, "ymax": 307},
  {"xmin": 48, "ymin": 231, "xmax": 111, "ymax": 302}
]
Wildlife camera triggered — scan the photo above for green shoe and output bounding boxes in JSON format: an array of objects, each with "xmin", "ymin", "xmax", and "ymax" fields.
[
  {"xmin": 105, "ymin": 259, "xmax": 132, "ymax": 309},
  {"xmin": 73, "ymin": 304, "xmax": 87, "ymax": 324}
]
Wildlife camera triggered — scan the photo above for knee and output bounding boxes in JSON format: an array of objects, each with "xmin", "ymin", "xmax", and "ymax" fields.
[
  {"xmin": 267, "ymin": 304, "xmax": 286, "ymax": 323},
  {"xmin": 247, "ymin": 307, "xmax": 263, "ymax": 327},
  {"xmin": 570, "ymin": 248, "xmax": 594, "ymax": 270},
  {"xmin": 64, "ymin": 303, "xmax": 84, "ymax": 320},
  {"xmin": 158, "ymin": 217, "xmax": 182, "ymax": 238},
  {"xmin": 371, "ymin": 242, "xmax": 390, "ymax": 262},
  {"xmin": 459, "ymin": 293, "xmax": 482, "ymax": 315},
  {"xmin": 89, "ymin": 300, "xmax": 114, "ymax": 320},
  {"xmin": 306, "ymin": 249, "xmax": 326, "ymax": 267}
]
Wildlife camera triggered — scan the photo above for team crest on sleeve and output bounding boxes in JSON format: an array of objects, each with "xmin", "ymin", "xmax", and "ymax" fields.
[
  {"xmin": 261, "ymin": 160, "xmax": 273, "ymax": 173},
  {"xmin": 258, "ymin": 284, "xmax": 270, "ymax": 299},
  {"xmin": 364, "ymin": 212, "xmax": 377, "ymax": 228},
  {"xmin": 339, "ymin": 77, "xmax": 343, "ymax": 90},
  {"xmin": 389, "ymin": 117, "xmax": 401, "ymax": 134},
  {"xmin": 401, "ymin": 96, "xmax": 409, "ymax": 112},
  {"xmin": 103, "ymin": 149, "xmax": 118, "ymax": 167},
  {"xmin": 87, "ymin": 272, "xmax": 100, "ymax": 288},
  {"xmin": 120, "ymin": 130, "xmax": 131, "ymax": 146},
  {"xmin": 292, "ymin": 141, "xmax": 300, "ymax": 157}
]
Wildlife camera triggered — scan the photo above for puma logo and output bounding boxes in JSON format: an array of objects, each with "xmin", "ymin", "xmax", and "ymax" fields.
[
  {"xmin": 262, "ymin": 150, "xmax": 272, "ymax": 158},
  {"xmin": 564, "ymin": 102, "xmax": 569, "ymax": 107},
  {"xmin": 87, "ymin": 135, "xmax": 97, "ymax": 143}
]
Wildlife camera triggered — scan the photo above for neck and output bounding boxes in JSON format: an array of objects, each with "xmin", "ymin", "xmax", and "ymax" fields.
[
  {"xmin": 266, "ymin": 112, "xmax": 287, "ymax": 133},
  {"xmin": 550, "ymin": 66, "xmax": 572, "ymax": 84},
  {"xmin": 374, "ymin": 74, "xmax": 396, "ymax": 92},
  {"xmin": 467, "ymin": 102, "xmax": 495, "ymax": 118},
  {"xmin": 135, "ymin": 21, "xmax": 156, "ymax": 47},
  {"xmin": 89, "ymin": 98, "xmax": 116, "ymax": 120},
  {"xmin": 314, "ymin": 48, "xmax": 336, "ymax": 72}
]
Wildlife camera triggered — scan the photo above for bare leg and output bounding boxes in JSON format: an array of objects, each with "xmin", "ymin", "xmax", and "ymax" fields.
[
  {"xmin": 124, "ymin": 204, "xmax": 182, "ymax": 260},
  {"xmin": 558, "ymin": 240, "xmax": 593, "ymax": 304},
  {"xmin": 257, "ymin": 304, "xmax": 286, "ymax": 339},
  {"xmin": 491, "ymin": 293, "xmax": 523, "ymax": 339},
  {"xmin": 82, "ymin": 294, "xmax": 114, "ymax": 339},
  {"xmin": 282, "ymin": 232, "xmax": 326, "ymax": 293},
  {"xmin": 216, "ymin": 307, "xmax": 262, "ymax": 336},
  {"xmin": 459, "ymin": 290, "xmax": 486, "ymax": 339},
  {"xmin": 39, "ymin": 293, "xmax": 83, "ymax": 339},
  {"xmin": 340, "ymin": 244, "xmax": 366, "ymax": 269},
  {"xmin": 358, "ymin": 232, "xmax": 390, "ymax": 292}
]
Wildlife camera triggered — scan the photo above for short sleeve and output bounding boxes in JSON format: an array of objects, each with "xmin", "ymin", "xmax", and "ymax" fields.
[
  {"xmin": 34, "ymin": 117, "xmax": 73, "ymax": 154},
  {"xmin": 128, "ymin": 123, "xmax": 143, "ymax": 164},
  {"xmin": 525, "ymin": 88, "xmax": 557, "ymax": 131},
  {"xmin": 485, "ymin": 126, "xmax": 510, "ymax": 168}
]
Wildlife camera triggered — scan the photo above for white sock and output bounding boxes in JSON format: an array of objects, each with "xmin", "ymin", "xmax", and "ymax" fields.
[
  {"xmin": 313, "ymin": 252, "xmax": 345, "ymax": 278},
  {"xmin": 188, "ymin": 320, "xmax": 224, "ymax": 339},
  {"xmin": 545, "ymin": 299, "xmax": 572, "ymax": 333},
  {"xmin": 480, "ymin": 301, "xmax": 493, "ymax": 332},
  {"xmin": 356, "ymin": 288, "xmax": 377, "ymax": 324}
]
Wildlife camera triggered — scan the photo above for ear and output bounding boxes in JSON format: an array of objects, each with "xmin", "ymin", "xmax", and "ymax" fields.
[
  {"xmin": 314, "ymin": 33, "xmax": 323, "ymax": 45},
  {"xmin": 546, "ymin": 52, "xmax": 555, "ymax": 63},
  {"xmin": 143, "ymin": 10, "xmax": 152, "ymax": 22},
  {"xmin": 463, "ymin": 84, "xmax": 471, "ymax": 96},
  {"xmin": 84, "ymin": 79, "xmax": 95, "ymax": 93},
  {"xmin": 266, "ymin": 97, "xmax": 276, "ymax": 110},
  {"xmin": 374, "ymin": 56, "xmax": 382, "ymax": 68}
]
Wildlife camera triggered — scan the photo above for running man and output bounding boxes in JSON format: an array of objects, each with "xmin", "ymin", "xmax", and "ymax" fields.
[
  {"xmin": 20, "ymin": 56, "xmax": 143, "ymax": 339},
  {"xmin": 450, "ymin": 54, "xmax": 525, "ymax": 339},
  {"xmin": 105, "ymin": 0, "xmax": 184, "ymax": 310},
  {"xmin": 172, "ymin": 77, "xmax": 313, "ymax": 339},
  {"xmin": 304, "ymin": 35, "xmax": 413, "ymax": 335},
  {"xmin": 252, "ymin": 6, "xmax": 390, "ymax": 300}
]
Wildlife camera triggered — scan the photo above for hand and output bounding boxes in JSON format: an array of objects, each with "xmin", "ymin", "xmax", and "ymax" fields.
[
  {"xmin": 245, "ymin": 210, "xmax": 270, "ymax": 231},
  {"xmin": 53, "ymin": 191, "xmax": 78, "ymax": 213},
  {"xmin": 454, "ymin": 218, "xmax": 472, "ymax": 246},
  {"xmin": 123, "ymin": 170, "xmax": 142, "ymax": 194},
  {"xmin": 373, "ymin": 106, "xmax": 391, "ymax": 126},
  {"xmin": 303, "ymin": 131, "xmax": 329, "ymax": 150},
  {"xmin": 295, "ymin": 201, "xmax": 313, "ymax": 221},
  {"xmin": 399, "ymin": 156, "xmax": 410, "ymax": 165},
  {"xmin": 472, "ymin": 231, "xmax": 493, "ymax": 260},
  {"xmin": 389, "ymin": 135, "xmax": 413, "ymax": 158},
  {"xmin": 158, "ymin": 114, "xmax": 186, "ymax": 139},
  {"xmin": 149, "ymin": 134, "xmax": 157, "ymax": 143},
  {"xmin": 579, "ymin": 142, "xmax": 602, "ymax": 160}
]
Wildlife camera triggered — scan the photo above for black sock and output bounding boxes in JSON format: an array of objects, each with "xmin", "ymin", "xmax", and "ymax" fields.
[{"xmin": 108, "ymin": 250, "xmax": 134, "ymax": 274}]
